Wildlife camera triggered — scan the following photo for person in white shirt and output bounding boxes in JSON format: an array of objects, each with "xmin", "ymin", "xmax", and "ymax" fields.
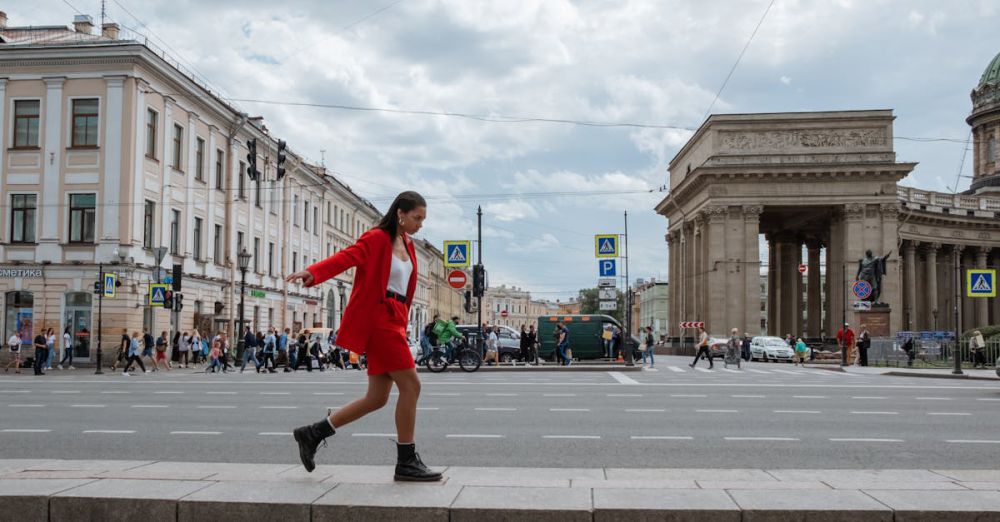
[
  {"xmin": 5, "ymin": 331, "xmax": 22, "ymax": 373},
  {"xmin": 45, "ymin": 328, "xmax": 56, "ymax": 370},
  {"xmin": 57, "ymin": 327, "xmax": 74, "ymax": 369},
  {"xmin": 177, "ymin": 331, "xmax": 190, "ymax": 369},
  {"xmin": 189, "ymin": 329, "xmax": 202, "ymax": 366},
  {"xmin": 484, "ymin": 326, "xmax": 500, "ymax": 366}
]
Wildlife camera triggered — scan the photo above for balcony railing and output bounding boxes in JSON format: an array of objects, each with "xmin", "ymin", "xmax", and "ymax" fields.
[{"xmin": 897, "ymin": 186, "xmax": 1000, "ymax": 214}]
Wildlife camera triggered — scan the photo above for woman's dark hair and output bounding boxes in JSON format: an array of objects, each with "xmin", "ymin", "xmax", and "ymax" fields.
[{"xmin": 376, "ymin": 191, "xmax": 427, "ymax": 240}]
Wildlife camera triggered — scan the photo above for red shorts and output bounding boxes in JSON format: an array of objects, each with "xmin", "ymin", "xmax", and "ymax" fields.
[
  {"xmin": 155, "ymin": 350, "xmax": 168, "ymax": 361},
  {"xmin": 364, "ymin": 298, "xmax": 415, "ymax": 375}
]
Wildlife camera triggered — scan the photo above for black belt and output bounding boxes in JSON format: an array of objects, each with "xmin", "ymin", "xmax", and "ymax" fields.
[{"xmin": 385, "ymin": 291, "xmax": 407, "ymax": 303}]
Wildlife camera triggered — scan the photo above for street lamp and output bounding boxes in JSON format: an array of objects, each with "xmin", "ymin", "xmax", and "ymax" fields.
[
  {"xmin": 336, "ymin": 280, "xmax": 345, "ymax": 332},
  {"xmin": 237, "ymin": 248, "xmax": 252, "ymax": 357}
]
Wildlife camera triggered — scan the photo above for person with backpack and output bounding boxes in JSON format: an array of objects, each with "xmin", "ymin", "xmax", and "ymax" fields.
[
  {"xmin": 794, "ymin": 337, "xmax": 808, "ymax": 366},
  {"xmin": 432, "ymin": 316, "xmax": 462, "ymax": 361},
  {"xmin": 419, "ymin": 315, "xmax": 439, "ymax": 365},
  {"xmin": 261, "ymin": 327, "xmax": 278, "ymax": 373},
  {"xmin": 122, "ymin": 331, "xmax": 147, "ymax": 375},
  {"xmin": 153, "ymin": 331, "xmax": 171, "ymax": 371},
  {"xmin": 240, "ymin": 327, "xmax": 261, "ymax": 373},
  {"xmin": 641, "ymin": 326, "xmax": 655, "ymax": 367}
]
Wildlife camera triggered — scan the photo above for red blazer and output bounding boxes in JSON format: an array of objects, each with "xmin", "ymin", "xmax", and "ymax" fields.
[{"xmin": 305, "ymin": 228, "xmax": 417, "ymax": 353}]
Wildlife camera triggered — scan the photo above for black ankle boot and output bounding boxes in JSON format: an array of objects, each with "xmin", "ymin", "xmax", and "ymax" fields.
[
  {"xmin": 394, "ymin": 443, "xmax": 442, "ymax": 482},
  {"xmin": 292, "ymin": 418, "xmax": 335, "ymax": 472}
]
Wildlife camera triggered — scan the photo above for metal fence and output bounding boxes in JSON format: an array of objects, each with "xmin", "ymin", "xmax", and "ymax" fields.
[{"xmin": 867, "ymin": 337, "xmax": 1000, "ymax": 368}]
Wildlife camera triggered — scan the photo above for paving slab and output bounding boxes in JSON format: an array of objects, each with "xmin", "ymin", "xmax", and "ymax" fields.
[
  {"xmin": 0, "ymin": 479, "xmax": 96, "ymax": 522},
  {"xmin": 767, "ymin": 469, "xmax": 951, "ymax": 483},
  {"xmin": 313, "ymin": 483, "xmax": 463, "ymax": 522},
  {"xmin": 571, "ymin": 478, "xmax": 698, "ymax": 489},
  {"xmin": 697, "ymin": 480, "xmax": 831, "ymax": 490},
  {"xmin": 204, "ymin": 463, "xmax": 298, "ymax": 481},
  {"xmin": 26, "ymin": 459, "xmax": 151, "ymax": 472},
  {"xmin": 450, "ymin": 485, "xmax": 593, "ymax": 522},
  {"xmin": 729, "ymin": 489, "xmax": 894, "ymax": 522},
  {"xmin": 958, "ymin": 482, "xmax": 1000, "ymax": 491},
  {"xmin": 0, "ymin": 459, "xmax": 60, "ymax": 473},
  {"xmin": 865, "ymin": 490, "xmax": 1000, "ymax": 522},
  {"xmin": 933, "ymin": 470, "xmax": 1000, "ymax": 482},
  {"xmin": 0, "ymin": 470, "xmax": 102, "ymax": 479},
  {"xmin": 824, "ymin": 480, "xmax": 967, "ymax": 491},
  {"xmin": 178, "ymin": 480, "xmax": 335, "ymax": 522},
  {"xmin": 97, "ymin": 461, "xmax": 220, "ymax": 480},
  {"xmin": 606, "ymin": 468, "xmax": 774, "ymax": 482},
  {"xmin": 316, "ymin": 464, "xmax": 430, "ymax": 485},
  {"xmin": 437, "ymin": 466, "xmax": 602, "ymax": 487},
  {"xmin": 592, "ymin": 488, "xmax": 740, "ymax": 522},
  {"xmin": 50, "ymin": 478, "xmax": 213, "ymax": 522}
]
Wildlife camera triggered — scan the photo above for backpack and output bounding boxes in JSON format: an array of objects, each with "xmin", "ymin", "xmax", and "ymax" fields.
[{"xmin": 424, "ymin": 323, "xmax": 438, "ymax": 346}]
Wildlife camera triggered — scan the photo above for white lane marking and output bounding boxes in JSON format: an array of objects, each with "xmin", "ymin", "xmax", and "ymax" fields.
[
  {"xmin": 927, "ymin": 412, "xmax": 971, "ymax": 416},
  {"xmin": 69, "ymin": 404, "xmax": 106, "ymax": 408},
  {"xmin": 631, "ymin": 435, "xmax": 693, "ymax": 440},
  {"xmin": 667, "ymin": 366, "xmax": 686, "ymax": 373},
  {"xmin": 850, "ymin": 411, "xmax": 899, "ymax": 415},
  {"xmin": 772, "ymin": 369, "xmax": 799, "ymax": 375},
  {"xmin": 154, "ymin": 391, "xmax": 183, "ymax": 395},
  {"xmin": 830, "ymin": 438, "xmax": 903, "ymax": 442},
  {"xmin": 486, "ymin": 393, "xmax": 518, "ymax": 397},
  {"xmin": 694, "ymin": 368, "xmax": 714, "ymax": 373},
  {"xmin": 170, "ymin": 431, "xmax": 221, "ymax": 435},
  {"xmin": 725, "ymin": 437, "xmax": 800, "ymax": 441},
  {"xmin": 732, "ymin": 395, "xmax": 765, "ymax": 398},
  {"xmin": 260, "ymin": 392, "xmax": 290, "ymax": 395},
  {"xmin": 774, "ymin": 410, "xmax": 821, "ymax": 414},
  {"xmin": 83, "ymin": 430, "xmax": 135, "ymax": 434},
  {"xmin": 549, "ymin": 408, "xmax": 590, "ymax": 412},
  {"xmin": 543, "ymin": 393, "xmax": 576, "ymax": 397},
  {"xmin": 946, "ymin": 440, "xmax": 1000, "ymax": 444},
  {"xmin": 626, "ymin": 409, "xmax": 666, "ymax": 413},
  {"xmin": 607, "ymin": 393, "xmax": 643, "ymax": 397},
  {"xmin": 260, "ymin": 406, "xmax": 298, "ymax": 409},
  {"xmin": 697, "ymin": 409, "xmax": 738, "ymax": 413},
  {"xmin": 746, "ymin": 369, "xmax": 769, "ymax": 374},
  {"xmin": 428, "ymin": 393, "xmax": 460, "ymax": 396},
  {"xmin": 351, "ymin": 433, "xmax": 396, "ymax": 437},
  {"xmin": 2, "ymin": 429, "xmax": 50, "ymax": 433},
  {"xmin": 7, "ymin": 404, "xmax": 44, "ymax": 408},
  {"xmin": 446, "ymin": 434, "xmax": 504, "ymax": 438},
  {"xmin": 793, "ymin": 395, "xmax": 827, "ymax": 399},
  {"xmin": 608, "ymin": 372, "xmax": 639, "ymax": 384},
  {"xmin": 313, "ymin": 392, "xmax": 345, "ymax": 396},
  {"xmin": 197, "ymin": 405, "xmax": 236, "ymax": 409},
  {"xmin": 416, "ymin": 407, "xmax": 439, "ymax": 411},
  {"xmin": 259, "ymin": 432, "xmax": 292, "ymax": 436},
  {"xmin": 100, "ymin": 391, "xmax": 129, "ymax": 394},
  {"xmin": 207, "ymin": 391, "xmax": 237, "ymax": 395},
  {"xmin": 976, "ymin": 398, "xmax": 1000, "ymax": 402},
  {"xmin": 51, "ymin": 390, "xmax": 80, "ymax": 394},
  {"xmin": 852, "ymin": 396, "xmax": 886, "ymax": 399},
  {"xmin": 475, "ymin": 407, "xmax": 517, "ymax": 411},
  {"xmin": 915, "ymin": 397, "xmax": 952, "ymax": 401},
  {"xmin": 131, "ymin": 405, "xmax": 169, "ymax": 408},
  {"xmin": 542, "ymin": 435, "xmax": 601, "ymax": 439},
  {"xmin": 0, "ymin": 390, "xmax": 30, "ymax": 394},
  {"xmin": 671, "ymin": 394, "xmax": 707, "ymax": 398}
]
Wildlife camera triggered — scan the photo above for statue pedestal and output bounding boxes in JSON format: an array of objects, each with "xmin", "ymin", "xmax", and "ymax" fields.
[{"xmin": 858, "ymin": 306, "xmax": 891, "ymax": 337}]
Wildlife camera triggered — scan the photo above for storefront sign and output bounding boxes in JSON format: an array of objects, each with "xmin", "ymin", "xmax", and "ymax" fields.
[
  {"xmin": 0, "ymin": 268, "xmax": 42, "ymax": 278},
  {"xmin": 305, "ymin": 299, "xmax": 318, "ymax": 306},
  {"xmin": 249, "ymin": 290, "xmax": 266, "ymax": 298}
]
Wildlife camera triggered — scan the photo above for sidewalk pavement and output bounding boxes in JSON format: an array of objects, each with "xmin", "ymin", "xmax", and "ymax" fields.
[
  {"xmin": 840, "ymin": 365, "xmax": 1000, "ymax": 381},
  {"xmin": 3, "ymin": 459, "xmax": 1000, "ymax": 521}
]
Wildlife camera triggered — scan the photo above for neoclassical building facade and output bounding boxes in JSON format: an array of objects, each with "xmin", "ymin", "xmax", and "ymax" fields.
[{"xmin": 657, "ymin": 52, "xmax": 1000, "ymax": 338}]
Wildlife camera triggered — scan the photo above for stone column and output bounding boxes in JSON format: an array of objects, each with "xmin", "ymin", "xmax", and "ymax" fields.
[
  {"xmin": 953, "ymin": 245, "xmax": 965, "ymax": 333},
  {"xmin": 976, "ymin": 248, "xmax": 990, "ymax": 328},
  {"xmin": 779, "ymin": 238, "xmax": 800, "ymax": 337},
  {"xmin": 807, "ymin": 240, "xmax": 822, "ymax": 338},
  {"xmin": 767, "ymin": 236, "xmax": 777, "ymax": 335},
  {"xmin": 704, "ymin": 206, "xmax": 727, "ymax": 333},
  {"xmin": 924, "ymin": 243, "xmax": 940, "ymax": 331},
  {"xmin": 903, "ymin": 241, "xmax": 917, "ymax": 331},
  {"xmin": 743, "ymin": 206, "xmax": 762, "ymax": 334}
]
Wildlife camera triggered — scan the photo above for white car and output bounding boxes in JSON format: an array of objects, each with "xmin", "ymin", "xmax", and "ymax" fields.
[{"xmin": 750, "ymin": 336, "xmax": 795, "ymax": 362}]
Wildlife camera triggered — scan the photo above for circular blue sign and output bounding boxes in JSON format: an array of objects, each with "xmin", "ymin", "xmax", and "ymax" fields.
[{"xmin": 852, "ymin": 280, "xmax": 872, "ymax": 299}]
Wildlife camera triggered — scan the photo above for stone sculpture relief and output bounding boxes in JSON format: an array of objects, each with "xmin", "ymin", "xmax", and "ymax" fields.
[{"xmin": 721, "ymin": 128, "xmax": 888, "ymax": 151}]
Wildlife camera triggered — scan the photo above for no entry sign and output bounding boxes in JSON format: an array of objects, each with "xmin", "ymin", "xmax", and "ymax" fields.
[
  {"xmin": 447, "ymin": 270, "xmax": 468, "ymax": 289},
  {"xmin": 798, "ymin": 264, "xmax": 807, "ymax": 274}
]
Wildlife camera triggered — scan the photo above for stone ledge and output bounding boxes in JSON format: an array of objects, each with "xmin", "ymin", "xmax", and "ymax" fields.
[
  {"xmin": 416, "ymin": 364, "xmax": 642, "ymax": 372},
  {"xmin": 884, "ymin": 371, "xmax": 998, "ymax": 381}
]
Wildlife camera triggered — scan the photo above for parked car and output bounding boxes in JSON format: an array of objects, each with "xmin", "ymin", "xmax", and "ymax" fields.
[
  {"xmin": 456, "ymin": 324, "xmax": 521, "ymax": 362},
  {"xmin": 749, "ymin": 336, "xmax": 795, "ymax": 362},
  {"xmin": 707, "ymin": 336, "xmax": 730, "ymax": 360},
  {"xmin": 536, "ymin": 314, "xmax": 641, "ymax": 361}
]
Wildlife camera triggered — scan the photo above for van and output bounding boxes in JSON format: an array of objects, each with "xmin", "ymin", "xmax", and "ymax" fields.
[{"xmin": 537, "ymin": 314, "xmax": 640, "ymax": 361}]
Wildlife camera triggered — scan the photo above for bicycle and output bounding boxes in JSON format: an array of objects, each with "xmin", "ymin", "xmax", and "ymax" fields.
[{"xmin": 423, "ymin": 334, "xmax": 482, "ymax": 373}]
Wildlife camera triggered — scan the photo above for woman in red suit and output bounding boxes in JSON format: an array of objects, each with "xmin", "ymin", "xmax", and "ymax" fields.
[{"xmin": 284, "ymin": 191, "xmax": 441, "ymax": 482}]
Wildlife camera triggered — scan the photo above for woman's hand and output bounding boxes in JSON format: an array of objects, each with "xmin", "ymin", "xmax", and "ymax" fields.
[{"xmin": 284, "ymin": 270, "xmax": 315, "ymax": 287}]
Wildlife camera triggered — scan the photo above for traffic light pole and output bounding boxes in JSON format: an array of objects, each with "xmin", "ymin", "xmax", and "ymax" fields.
[
  {"xmin": 624, "ymin": 211, "xmax": 634, "ymax": 366},
  {"xmin": 476, "ymin": 206, "xmax": 483, "ymax": 337},
  {"xmin": 95, "ymin": 263, "xmax": 104, "ymax": 375}
]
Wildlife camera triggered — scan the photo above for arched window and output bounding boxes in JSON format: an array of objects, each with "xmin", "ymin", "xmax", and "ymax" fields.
[{"xmin": 4, "ymin": 291, "xmax": 34, "ymax": 348}]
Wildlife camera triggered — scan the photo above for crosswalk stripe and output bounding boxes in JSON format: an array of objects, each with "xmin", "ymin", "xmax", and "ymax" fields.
[
  {"xmin": 746, "ymin": 368, "xmax": 769, "ymax": 374},
  {"xmin": 667, "ymin": 366, "xmax": 686, "ymax": 373},
  {"xmin": 694, "ymin": 367, "xmax": 714, "ymax": 373}
]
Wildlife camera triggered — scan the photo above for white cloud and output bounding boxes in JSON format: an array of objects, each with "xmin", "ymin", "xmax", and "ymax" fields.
[{"xmin": 780, "ymin": 75, "xmax": 792, "ymax": 85}]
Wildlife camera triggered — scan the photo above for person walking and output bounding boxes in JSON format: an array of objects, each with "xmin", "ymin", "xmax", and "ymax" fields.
[
  {"xmin": 519, "ymin": 325, "xmax": 530, "ymax": 364},
  {"xmin": 262, "ymin": 328, "xmax": 278, "ymax": 373},
  {"xmin": 44, "ymin": 328, "xmax": 56, "ymax": 371},
  {"xmin": 970, "ymin": 330, "xmax": 987, "ymax": 368},
  {"xmin": 901, "ymin": 336, "xmax": 916, "ymax": 367},
  {"xmin": 690, "ymin": 326, "xmax": 713, "ymax": 369},
  {"xmin": 141, "ymin": 328, "xmax": 157, "ymax": 371},
  {"xmin": 32, "ymin": 330, "xmax": 48, "ymax": 376},
  {"xmin": 57, "ymin": 327, "xmax": 74, "ymax": 370},
  {"xmin": 293, "ymin": 332, "xmax": 311, "ymax": 372},
  {"xmin": 206, "ymin": 337, "xmax": 223, "ymax": 373},
  {"xmin": 190, "ymin": 329, "xmax": 202, "ymax": 367},
  {"xmin": 794, "ymin": 337, "xmax": 808, "ymax": 366},
  {"xmin": 5, "ymin": 330, "xmax": 22, "ymax": 373},
  {"xmin": 122, "ymin": 331, "xmax": 147, "ymax": 375},
  {"xmin": 484, "ymin": 326, "xmax": 500, "ymax": 366},
  {"xmin": 741, "ymin": 332, "xmax": 752, "ymax": 362},
  {"xmin": 240, "ymin": 327, "xmax": 261, "ymax": 373},
  {"xmin": 857, "ymin": 325, "xmax": 871, "ymax": 367},
  {"xmin": 524, "ymin": 324, "xmax": 538, "ymax": 365},
  {"xmin": 110, "ymin": 328, "xmax": 129, "ymax": 371},
  {"xmin": 641, "ymin": 326, "xmax": 655, "ymax": 367},
  {"xmin": 278, "ymin": 328, "xmax": 291, "ymax": 372},
  {"xmin": 555, "ymin": 321, "xmax": 571, "ymax": 366},
  {"xmin": 286, "ymin": 191, "xmax": 441, "ymax": 482}
]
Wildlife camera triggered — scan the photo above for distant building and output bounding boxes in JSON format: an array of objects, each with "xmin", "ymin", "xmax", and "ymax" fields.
[{"xmin": 636, "ymin": 279, "xmax": 669, "ymax": 339}]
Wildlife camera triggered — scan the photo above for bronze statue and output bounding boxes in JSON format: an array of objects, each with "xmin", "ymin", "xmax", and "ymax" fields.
[{"xmin": 856, "ymin": 249, "xmax": 892, "ymax": 304}]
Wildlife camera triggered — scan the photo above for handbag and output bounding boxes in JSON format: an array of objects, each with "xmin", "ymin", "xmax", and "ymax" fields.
[
  {"xmin": 638, "ymin": 345, "xmax": 647, "ymax": 352},
  {"xmin": 565, "ymin": 348, "xmax": 573, "ymax": 359}
]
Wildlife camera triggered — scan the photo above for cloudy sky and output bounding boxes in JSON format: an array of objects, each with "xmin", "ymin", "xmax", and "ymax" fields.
[{"xmin": 23, "ymin": 0, "xmax": 1000, "ymax": 299}]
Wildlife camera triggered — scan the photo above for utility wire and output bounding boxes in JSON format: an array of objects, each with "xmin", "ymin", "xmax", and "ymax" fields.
[{"xmin": 702, "ymin": 0, "xmax": 776, "ymax": 120}]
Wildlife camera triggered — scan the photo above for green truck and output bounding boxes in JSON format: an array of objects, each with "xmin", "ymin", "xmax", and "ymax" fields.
[{"xmin": 537, "ymin": 314, "xmax": 641, "ymax": 361}]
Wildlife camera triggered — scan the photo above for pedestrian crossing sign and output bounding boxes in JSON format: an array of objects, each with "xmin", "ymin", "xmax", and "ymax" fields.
[
  {"xmin": 443, "ymin": 240, "xmax": 471, "ymax": 268},
  {"xmin": 595, "ymin": 234, "xmax": 618, "ymax": 258},
  {"xmin": 967, "ymin": 269, "xmax": 996, "ymax": 297},
  {"xmin": 103, "ymin": 273, "xmax": 117, "ymax": 298},
  {"xmin": 148, "ymin": 283, "xmax": 170, "ymax": 306}
]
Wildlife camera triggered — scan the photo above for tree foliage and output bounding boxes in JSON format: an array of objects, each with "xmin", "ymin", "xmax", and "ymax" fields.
[{"xmin": 577, "ymin": 287, "xmax": 625, "ymax": 324}]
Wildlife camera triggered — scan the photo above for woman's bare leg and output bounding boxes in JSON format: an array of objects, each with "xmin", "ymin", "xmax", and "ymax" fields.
[
  {"xmin": 329, "ymin": 373, "xmax": 392, "ymax": 428},
  {"xmin": 388, "ymin": 369, "xmax": 420, "ymax": 444}
]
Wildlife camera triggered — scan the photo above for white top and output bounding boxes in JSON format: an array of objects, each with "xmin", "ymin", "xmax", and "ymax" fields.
[
  {"xmin": 387, "ymin": 253, "xmax": 412, "ymax": 296},
  {"xmin": 8, "ymin": 334, "xmax": 19, "ymax": 348},
  {"xmin": 63, "ymin": 333, "xmax": 72, "ymax": 348},
  {"xmin": 487, "ymin": 331, "xmax": 499, "ymax": 352}
]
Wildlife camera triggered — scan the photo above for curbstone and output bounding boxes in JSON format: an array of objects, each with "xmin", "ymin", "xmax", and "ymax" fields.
[
  {"xmin": 864, "ymin": 490, "xmax": 1000, "ymax": 522},
  {"xmin": 0, "ymin": 479, "xmax": 95, "ymax": 522},
  {"xmin": 177, "ymin": 480, "xmax": 334, "ymax": 522},
  {"xmin": 592, "ymin": 488, "xmax": 740, "ymax": 522},
  {"xmin": 313, "ymin": 483, "xmax": 463, "ymax": 522},
  {"xmin": 728, "ymin": 489, "xmax": 894, "ymax": 522},
  {"xmin": 50, "ymin": 478, "xmax": 213, "ymax": 522},
  {"xmin": 450, "ymin": 486, "xmax": 592, "ymax": 522}
]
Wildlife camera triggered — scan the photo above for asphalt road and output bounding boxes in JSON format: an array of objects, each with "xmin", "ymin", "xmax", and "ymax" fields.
[{"xmin": 2, "ymin": 355, "xmax": 999, "ymax": 469}]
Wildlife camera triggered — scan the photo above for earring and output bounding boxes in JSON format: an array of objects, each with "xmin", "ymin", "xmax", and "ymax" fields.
[{"xmin": 398, "ymin": 218, "xmax": 404, "ymax": 226}]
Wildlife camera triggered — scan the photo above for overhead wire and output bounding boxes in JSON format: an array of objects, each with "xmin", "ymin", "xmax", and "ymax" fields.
[{"xmin": 702, "ymin": 0, "xmax": 776, "ymax": 120}]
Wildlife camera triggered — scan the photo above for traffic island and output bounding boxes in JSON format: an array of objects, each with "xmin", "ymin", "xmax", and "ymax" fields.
[{"xmin": 2, "ymin": 460, "xmax": 1000, "ymax": 521}]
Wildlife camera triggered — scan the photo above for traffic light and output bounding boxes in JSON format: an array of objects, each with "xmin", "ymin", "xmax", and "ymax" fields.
[
  {"xmin": 472, "ymin": 264, "xmax": 487, "ymax": 297},
  {"xmin": 174, "ymin": 293, "xmax": 183, "ymax": 312},
  {"xmin": 93, "ymin": 281, "xmax": 102, "ymax": 295},
  {"xmin": 172, "ymin": 264, "xmax": 182, "ymax": 291},
  {"xmin": 276, "ymin": 139, "xmax": 287, "ymax": 181},
  {"xmin": 163, "ymin": 290, "xmax": 174, "ymax": 309},
  {"xmin": 463, "ymin": 290, "xmax": 473, "ymax": 313},
  {"xmin": 246, "ymin": 138, "xmax": 258, "ymax": 182},
  {"xmin": 214, "ymin": 301, "xmax": 225, "ymax": 314}
]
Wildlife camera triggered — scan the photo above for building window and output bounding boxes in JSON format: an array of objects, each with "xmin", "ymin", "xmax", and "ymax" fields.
[
  {"xmin": 143, "ymin": 200, "xmax": 155, "ymax": 248},
  {"xmin": 213, "ymin": 224, "xmax": 222, "ymax": 263},
  {"xmin": 172, "ymin": 123, "xmax": 183, "ymax": 170},
  {"xmin": 989, "ymin": 136, "xmax": 997, "ymax": 162},
  {"xmin": 10, "ymin": 194, "xmax": 36, "ymax": 243},
  {"xmin": 237, "ymin": 161, "xmax": 246, "ymax": 199},
  {"xmin": 68, "ymin": 194, "xmax": 96, "ymax": 244},
  {"xmin": 313, "ymin": 206, "xmax": 318, "ymax": 235},
  {"xmin": 303, "ymin": 254, "xmax": 307, "ymax": 270},
  {"xmin": 237, "ymin": 231, "xmax": 244, "ymax": 254},
  {"xmin": 13, "ymin": 100, "xmax": 41, "ymax": 148},
  {"xmin": 215, "ymin": 149, "xmax": 225, "ymax": 190},
  {"xmin": 268, "ymin": 242, "xmax": 274, "ymax": 276},
  {"xmin": 327, "ymin": 202, "xmax": 331, "ymax": 223},
  {"xmin": 304, "ymin": 201, "xmax": 310, "ymax": 232},
  {"xmin": 292, "ymin": 251, "xmax": 298, "ymax": 272},
  {"xmin": 195, "ymin": 137, "xmax": 205, "ymax": 181},
  {"xmin": 145, "ymin": 108, "xmax": 157, "ymax": 158},
  {"xmin": 193, "ymin": 217, "xmax": 203, "ymax": 260},
  {"xmin": 268, "ymin": 307, "xmax": 274, "ymax": 328},
  {"xmin": 253, "ymin": 238, "xmax": 260, "ymax": 273},
  {"xmin": 169, "ymin": 209, "xmax": 180, "ymax": 254},
  {"xmin": 293, "ymin": 196, "xmax": 299, "ymax": 226},
  {"xmin": 255, "ymin": 179, "xmax": 262, "ymax": 208},
  {"xmin": 71, "ymin": 98, "xmax": 99, "ymax": 148}
]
